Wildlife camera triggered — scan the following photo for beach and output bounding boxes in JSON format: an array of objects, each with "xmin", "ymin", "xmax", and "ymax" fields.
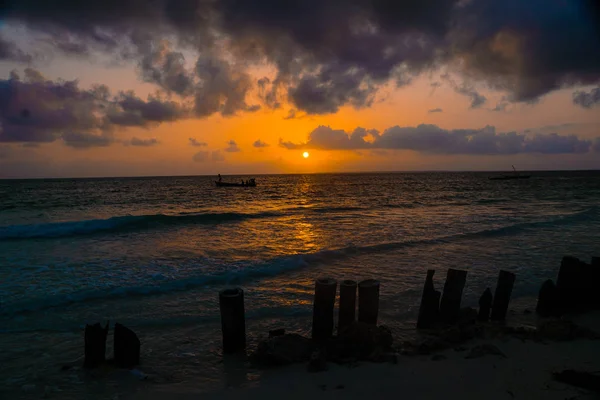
[{"xmin": 127, "ymin": 312, "xmax": 600, "ymax": 400}]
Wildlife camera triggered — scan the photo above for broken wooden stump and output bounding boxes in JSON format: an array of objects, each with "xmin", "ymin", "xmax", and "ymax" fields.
[
  {"xmin": 557, "ymin": 256, "xmax": 585, "ymax": 310},
  {"xmin": 477, "ymin": 288, "xmax": 493, "ymax": 321},
  {"xmin": 536, "ymin": 279, "xmax": 560, "ymax": 317},
  {"xmin": 338, "ymin": 280, "xmax": 357, "ymax": 333},
  {"xmin": 417, "ymin": 270, "xmax": 440, "ymax": 329},
  {"xmin": 312, "ymin": 278, "xmax": 337, "ymax": 341},
  {"xmin": 491, "ymin": 270, "xmax": 516, "ymax": 321},
  {"xmin": 84, "ymin": 321, "xmax": 109, "ymax": 368},
  {"xmin": 219, "ymin": 287, "xmax": 246, "ymax": 354},
  {"xmin": 439, "ymin": 269, "xmax": 467, "ymax": 324},
  {"xmin": 593, "ymin": 257, "xmax": 600, "ymax": 309},
  {"xmin": 358, "ymin": 279, "xmax": 380, "ymax": 325},
  {"xmin": 114, "ymin": 323, "xmax": 140, "ymax": 368}
]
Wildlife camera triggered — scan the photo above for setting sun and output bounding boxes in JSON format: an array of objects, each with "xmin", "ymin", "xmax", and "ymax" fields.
[{"xmin": 303, "ymin": 152, "xmax": 310, "ymax": 158}]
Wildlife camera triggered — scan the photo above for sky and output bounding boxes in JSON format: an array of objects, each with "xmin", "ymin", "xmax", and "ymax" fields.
[{"xmin": 0, "ymin": 0, "xmax": 599, "ymax": 178}]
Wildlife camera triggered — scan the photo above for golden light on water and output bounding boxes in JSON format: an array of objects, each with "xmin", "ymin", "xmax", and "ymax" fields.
[{"xmin": 303, "ymin": 152, "xmax": 310, "ymax": 158}]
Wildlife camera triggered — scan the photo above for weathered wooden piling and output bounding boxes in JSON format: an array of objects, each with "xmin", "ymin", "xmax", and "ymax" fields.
[
  {"xmin": 84, "ymin": 321, "xmax": 109, "ymax": 368},
  {"xmin": 490, "ymin": 270, "xmax": 516, "ymax": 321},
  {"xmin": 312, "ymin": 278, "xmax": 338, "ymax": 340},
  {"xmin": 478, "ymin": 288, "xmax": 493, "ymax": 321},
  {"xmin": 557, "ymin": 256, "xmax": 586, "ymax": 310},
  {"xmin": 114, "ymin": 323, "xmax": 141, "ymax": 368},
  {"xmin": 338, "ymin": 280, "xmax": 357, "ymax": 333},
  {"xmin": 219, "ymin": 288, "xmax": 246, "ymax": 353},
  {"xmin": 592, "ymin": 257, "xmax": 600, "ymax": 309},
  {"xmin": 417, "ymin": 270, "xmax": 440, "ymax": 329},
  {"xmin": 439, "ymin": 269, "xmax": 467, "ymax": 324},
  {"xmin": 358, "ymin": 279, "xmax": 380, "ymax": 325},
  {"xmin": 536, "ymin": 279, "xmax": 559, "ymax": 317}
]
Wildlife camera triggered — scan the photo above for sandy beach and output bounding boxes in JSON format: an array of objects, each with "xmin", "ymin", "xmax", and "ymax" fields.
[{"xmin": 125, "ymin": 312, "xmax": 600, "ymax": 400}]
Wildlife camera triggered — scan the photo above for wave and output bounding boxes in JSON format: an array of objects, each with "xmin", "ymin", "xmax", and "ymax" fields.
[
  {"xmin": 2, "ymin": 206, "xmax": 597, "ymax": 316},
  {"xmin": 0, "ymin": 211, "xmax": 283, "ymax": 240}
]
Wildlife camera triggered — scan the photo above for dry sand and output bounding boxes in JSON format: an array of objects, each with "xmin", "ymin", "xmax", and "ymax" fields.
[{"xmin": 127, "ymin": 313, "xmax": 600, "ymax": 400}]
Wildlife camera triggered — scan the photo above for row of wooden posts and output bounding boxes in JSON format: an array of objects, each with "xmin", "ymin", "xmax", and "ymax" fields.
[
  {"xmin": 219, "ymin": 279, "xmax": 381, "ymax": 354},
  {"xmin": 218, "ymin": 256, "xmax": 598, "ymax": 354}
]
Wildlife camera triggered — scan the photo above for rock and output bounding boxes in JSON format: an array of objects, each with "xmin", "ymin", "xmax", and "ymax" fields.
[
  {"xmin": 330, "ymin": 322, "xmax": 394, "ymax": 361},
  {"xmin": 465, "ymin": 344, "xmax": 506, "ymax": 359},
  {"xmin": 536, "ymin": 279, "xmax": 560, "ymax": 317},
  {"xmin": 431, "ymin": 354, "xmax": 447, "ymax": 361},
  {"xmin": 114, "ymin": 323, "xmax": 141, "ymax": 368},
  {"xmin": 307, "ymin": 349, "xmax": 328, "ymax": 372},
  {"xmin": 269, "ymin": 328, "xmax": 285, "ymax": 338},
  {"xmin": 440, "ymin": 326, "xmax": 462, "ymax": 344},
  {"xmin": 251, "ymin": 334, "xmax": 314, "ymax": 366},
  {"xmin": 417, "ymin": 337, "xmax": 450, "ymax": 355}
]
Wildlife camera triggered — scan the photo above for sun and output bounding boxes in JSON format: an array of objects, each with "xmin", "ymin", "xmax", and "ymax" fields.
[{"xmin": 303, "ymin": 151, "xmax": 310, "ymax": 158}]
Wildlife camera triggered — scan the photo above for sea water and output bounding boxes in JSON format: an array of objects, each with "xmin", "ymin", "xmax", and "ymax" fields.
[{"xmin": 1, "ymin": 171, "xmax": 599, "ymax": 398}]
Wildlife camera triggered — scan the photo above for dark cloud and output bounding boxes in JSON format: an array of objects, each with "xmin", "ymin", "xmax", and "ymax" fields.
[
  {"xmin": 189, "ymin": 138, "xmax": 207, "ymax": 147},
  {"xmin": 442, "ymin": 74, "xmax": 487, "ymax": 109},
  {"xmin": 281, "ymin": 124, "xmax": 598, "ymax": 155},
  {"xmin": 283, "ymin": 109, "xmax": 296, "ymax": 120},
  {"xmin": 0, "ymin": 0, "xmax": 599, "ymax": 113},
  {"xmin": 428, "ymin": 108, "xmax": 443, "ymax": 113},
  {"xmin": 573, "ymin": 87, "xmax": 600, "ymax": 108},
  {"xmin": 224, "ymin": 140, "xmax": 240, "ymax": 152},
  {"xmin": 128, "ymin": 137, "xmax": 159, "ymax": 146},
  {"xmin": 0, "ymin": 69, "xmax": 188, "ymax": 144},
  {"xmin": 62, "ymin": 132, "xmax": 113, "ymax": 149},
  {"xmin": 0, "ymin": 35, "xmax": 33, "ymax": 63},
  {"xmin": 253, "ymin": 139, "xmax": 269, "ymax": 148}
]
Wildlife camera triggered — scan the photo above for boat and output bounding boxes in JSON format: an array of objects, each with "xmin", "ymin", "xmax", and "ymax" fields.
[
  {"xmin": 215, "ymin": 178, "xmax": 256, "ymax": 187},
  {"xmin": 489, "ymin": 166, "xmax": 531, "ymax": 181}
]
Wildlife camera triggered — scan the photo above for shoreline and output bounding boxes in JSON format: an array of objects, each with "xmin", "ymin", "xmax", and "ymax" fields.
[{"xmin": 125, "ymin": 312, "xmax": 600, "ymax": 400}]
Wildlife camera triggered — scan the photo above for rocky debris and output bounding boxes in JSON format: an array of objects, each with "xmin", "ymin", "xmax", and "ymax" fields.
[
  {"xmin": 251, "ymin": 334, "xmax": 314, "ymax": 366},
  {"xmin": 329, "ymin": 322, "xmax": 394, "ymax": 362},
  {"xmin": 269, "ymin": 328, "xmax": 285, "ymax": 338},
  {"xmin": 307, "ymin": 349, "xmax": 328, "ymax": 372},
  {"xmin": 465, "ymin": 344, "xmax": 506, "ymax": 359},
  {"xmin": 536, "ymin": 319, "xmax": 599, "ymax": 341},
  {"xmin": 553, "ymin": 370, "xmax": 600, "ymax": 392}
]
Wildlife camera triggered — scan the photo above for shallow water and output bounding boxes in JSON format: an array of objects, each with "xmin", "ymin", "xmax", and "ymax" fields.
[{"xmin": 1, "ymin": 171, "xmax": 599, "ymax": 398}]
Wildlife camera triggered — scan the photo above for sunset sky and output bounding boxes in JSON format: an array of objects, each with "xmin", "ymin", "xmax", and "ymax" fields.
[{"xmin": 0, "ymin": 0, "xmax": 599, "ymax": 178}]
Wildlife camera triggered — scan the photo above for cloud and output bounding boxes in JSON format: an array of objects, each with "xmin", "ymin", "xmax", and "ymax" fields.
[
  {"xmin": 224, "ymin": 140, "xmax": 240, "ymax": 152},
  {"xmin": 193, "ymin": 150, "xmax": 225, "ymax": 162},
  {"xmin": 1, "ymin": 0, "xmax": 598, "ymax": 113},
  {"xmin": 428, "ymin": 108, "xmax": 443, "ymax": 113},
  {"xmin": 128, "ymin": 137, "xmax": 159, "ymax": 146},
  {"xmin": 283, "ymin": 109, "xmax": 296, "ymax": 120},
  {"xmin": 253, "ymin": 139, "xmax": 269, "ymax": 148},
  {"xmin": 573, "ymin": 87, "xmax": 600, "ymax": 108},
  {"xmin": 0, "ymin": 35, "xmax": 33, "ymax": 63},
  {"xmin": 0, "ymin": 69, "xmax": 188, "ymax": 144},
  {"xmin": 281, "ymin": 124, "xmax": 598, "ymax": 155},
  {"xmin": 442, "ymin": 74, "xmax": 487, "ymax": 109},
  {"xmin": 62, "ymin": 132, "xmax": 113, "ymax": 149},
  {"xmin": 189, "ymin": 138, "xmax": 207, "ymax": 147}
]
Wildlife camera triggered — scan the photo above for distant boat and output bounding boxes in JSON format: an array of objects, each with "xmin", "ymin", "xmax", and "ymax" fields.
[
  {"xmin": 489, "ymin": 166, "xmax": 531, "ymax": 181},
  {"xmin": 215, "ymin": 178, "xmax": 256, "ymax": 187}
]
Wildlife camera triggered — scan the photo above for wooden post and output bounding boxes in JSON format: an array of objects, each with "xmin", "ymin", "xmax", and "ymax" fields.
[
  {"xmin": 478, "ymin": 288, "xmax": 493, "ymax": 321},
  {"xmin": 592, "ymin": 257, "xmax": 600, "ymax": 309},
  {"xmin": 84, "ymin": 321, "xmax": 109, "ymax": 368},
  {"xmin": 490, "ymin": 270, "xmax": 516, "ymax": 321},
  {"xmin": 114, "ymin": 323, "xmax": 141, "ymax": 368},
  {"xmin": 536, "ymin": 279, "xmax": 559, "ymax": 317},
  {"xmin": 556, "ymin": 256, "xmax": 582, "ymax": 309},
  {"xmin": 439, "ymin": 269, "xmax": 467, "ymax": 324},
  {"xmin": 358, "ymin": 279, "xmax": 380, "ymax": 325},
  {"xmin": 312, "ymin": 278, "xmax": 337, "ymax": 341},
  {"xmin": 219, "ymin": 288, "xmax": 246, "ymax": 354},
  {"xmin": 338, "ymin": 280, "xmax": 357, "ymax": 333},
  {"xmin": 417, "ymin": 270, "xmax": 440, "ymax": 329}
]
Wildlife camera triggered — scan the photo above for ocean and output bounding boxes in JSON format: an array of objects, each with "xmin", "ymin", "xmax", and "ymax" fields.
[{"xmin": 1, "ymin": 171, "xmax": 599, "ymax": 398}]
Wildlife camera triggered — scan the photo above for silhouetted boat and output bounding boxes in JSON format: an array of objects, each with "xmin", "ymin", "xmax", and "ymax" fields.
[
  {"xmin": 489, "ymin": 166, "xmax": 531, "ymax": 181},
  {"xmin": 215, "ymin": 179, "xmax": 256, "ymax": 187}
]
